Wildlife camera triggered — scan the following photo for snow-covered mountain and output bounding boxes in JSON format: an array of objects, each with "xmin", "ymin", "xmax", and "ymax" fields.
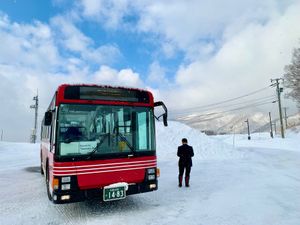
[{"xmin": 176, "ymin": 112, "xmax": 300, "ymax": 135}]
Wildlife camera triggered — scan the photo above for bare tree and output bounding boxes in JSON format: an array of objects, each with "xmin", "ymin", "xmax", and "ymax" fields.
[{"xmin": 284, "ymin": 47, "xmax": 300, "ymax": 108}]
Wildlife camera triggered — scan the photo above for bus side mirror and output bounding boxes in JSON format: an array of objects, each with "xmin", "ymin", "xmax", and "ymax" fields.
[
  {"xmin": 163, "ymin": 113, "xmax": 168, "ymax": 127},
  {"xmin": 154, "ymin": 101, "xmax": 168, "ymax": 127},
  {"xmin": 44, "ymin": 111, "xmax": 52, "ymax": 126}
]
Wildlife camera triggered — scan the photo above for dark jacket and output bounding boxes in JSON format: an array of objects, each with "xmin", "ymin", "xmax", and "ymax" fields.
[{"xmin": 177, "ymin": 144, "xmax": 194, "ymax": 167}]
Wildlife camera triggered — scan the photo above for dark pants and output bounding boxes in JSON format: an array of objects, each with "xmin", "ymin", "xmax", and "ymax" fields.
[{"xmin": 179, "ymin": 164, "xmax": 191, "ymax": 177}]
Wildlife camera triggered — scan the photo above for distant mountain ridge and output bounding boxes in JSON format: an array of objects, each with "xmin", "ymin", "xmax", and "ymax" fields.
[{"xmin": 176, "ymin": 112, "xmax": 300, "ymax": 135}]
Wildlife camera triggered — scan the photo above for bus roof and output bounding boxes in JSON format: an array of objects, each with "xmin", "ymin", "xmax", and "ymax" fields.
[{"xmin": 55, "ymin": 84, "xmax": 154, "ymax": 107}]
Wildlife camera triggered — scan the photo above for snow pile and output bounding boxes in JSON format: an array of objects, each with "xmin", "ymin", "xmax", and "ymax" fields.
[
  {"xmin": 156, "ymin": 121, "xmax": 242, "ymax": 162},
  {"xmin": 213, "ymin": 131, "xmax": 300, "ymax": 152},
  {"xmin": 287, "ymin": 125, "xmax": 300, "ymax": 135},
  {"xmin": 0, "ymin": 142, "xmax": 39, "ymax": 172}
]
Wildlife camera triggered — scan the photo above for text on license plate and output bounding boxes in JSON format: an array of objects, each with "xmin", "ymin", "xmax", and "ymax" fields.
[{"xmin": 103, "ymin": 186, "xmax": 126, "ymax": 201}]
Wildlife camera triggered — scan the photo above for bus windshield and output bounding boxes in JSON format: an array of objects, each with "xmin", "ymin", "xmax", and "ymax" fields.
[{"xmin": 57, "ymin": 104, "xmax": 155, "ymax": 157}]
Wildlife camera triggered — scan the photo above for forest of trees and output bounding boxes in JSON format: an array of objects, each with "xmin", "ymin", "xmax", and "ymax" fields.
[{"xmin": 284, "ymin": 46, "xmax": 300, "ymax": 109}]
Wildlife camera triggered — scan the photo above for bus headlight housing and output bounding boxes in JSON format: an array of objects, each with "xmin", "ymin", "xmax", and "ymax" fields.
[
  {"xmin": 148, "ymin": 174, "xmax": 155, "ymax": 180},
  {"xmin": 147, "ymin": 168, "xmax": 156, "ymax": 174},
  {"xmin": 61, "ymin": 184, "xmax": 71, "ymax": 190},
  {"xmin": 147, "ymin": 168, "xmax": 156, "ymax": 180},
  {"xmin": 61, "ymin": 176, "xmax": 71, "ymax": 183}
]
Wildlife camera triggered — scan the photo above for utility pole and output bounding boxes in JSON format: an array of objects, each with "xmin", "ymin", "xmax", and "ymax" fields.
[
  {"xmin": 271, "ymin": 78, "xmax": 285, "ymax": 138},
  {"xmin": 283, "ymin": 107, "xmax": 288, "ymax": 128},
  {"xmin": 30, "ymin": 92, "xmax": 39, "ymax": 143},
  {"xmin": 268, "ymin": 112, "xmax": 273, "ymax": 138},
  {"xmin": 0, "ymin": 129, "xmax": 3, "ymax": 141},
  {"xmin": 245, "ymin": 118, "xmax": 251, "ymax": 140}
]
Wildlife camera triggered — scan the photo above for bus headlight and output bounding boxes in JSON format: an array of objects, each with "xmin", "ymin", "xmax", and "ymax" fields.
[
  {"xmin": 148, "ymin": 174, "xmax": 155, "ymax": 180},
  {"xmin": 61, "ymin": 176, "xmax": 71, "ymax": 183},
  {"xmin": 147, "ymin": 168, "xmax": 156, "ymax": 174},
  {"xmin": 61, "ymin": 184, "xmax": 71, "ymax": 190}
]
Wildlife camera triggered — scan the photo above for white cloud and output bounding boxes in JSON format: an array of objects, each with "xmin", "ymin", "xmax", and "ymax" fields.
[
  {"xmin": 0, "ymin": 15, "xmax": 60, "ymax": 70},
  {"xmin": 51, "ymin": 16, "xmax": 122, "ymax": 65},
  {"xmin": 79, "ymin": 0, "xmax": 130, "ymax": 28},
  {"xmin": 135, "ymin": 0, "xmax": 297, "ymax": 58},
  {"xmin": 147, "ymin": 61, "xmax": 169, "ymax": 86},
  {"xmin": 80, "ymin": 0, "xmax": 103, "ymax": 18},
  {"xmin": 77, "ymin": 0, "xmax": 299, "ymax": 61},
  {"xmin": 163, "ymin": 2, "xmax": 300, "ymax": 112},
  {"xmin": 94, "ymin": 65, "xmax": 143, "ymax": 87},
  {"xmin": 0, "ymin": 13, "xmax": 141, "ymax": 141},
  {"xmin": 51, "ymin": 16, "xmax": 91, "ymax": 52}
]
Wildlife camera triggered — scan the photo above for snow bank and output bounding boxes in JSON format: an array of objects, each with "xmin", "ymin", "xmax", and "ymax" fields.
[
  {"xmin": 213, "ymin": 131, "xmax": 300, "ymax": 152},
  {"xmin": 0, "ymin": 142, "xmax": 39, "ymax": 172},
  {"xmin": 156, "ymin": 121, "xmax": 242, "ymax": 162}
]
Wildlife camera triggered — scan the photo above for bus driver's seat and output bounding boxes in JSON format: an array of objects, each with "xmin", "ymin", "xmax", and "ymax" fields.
[{"xmin": 64, "ymin": 127, "xmax": 82, "ymax": 140}]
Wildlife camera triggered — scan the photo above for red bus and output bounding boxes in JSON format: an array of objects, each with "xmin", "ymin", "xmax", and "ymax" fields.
[{"xmin": 40, "ymin": 84, "xmax": 167, "ymax": 204}]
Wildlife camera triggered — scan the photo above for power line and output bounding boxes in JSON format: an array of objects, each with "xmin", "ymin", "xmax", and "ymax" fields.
[
  {"xmin": 176, "ymin": 96, "xmax": 276, "ymax": 119},
  {"xmin": 171, "ymin": 85, "xmax": 271, "ymax": 115},
  {"xmin": 179, "ymin": 99, "xmax": 275, "ymax": 123},
  {"xmin": 186, "ymin": 95, "xmax": 275, "ymax": 114}
]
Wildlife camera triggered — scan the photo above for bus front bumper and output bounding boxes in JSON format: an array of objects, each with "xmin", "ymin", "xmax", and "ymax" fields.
[{"xmin": 52, "ymin": 181, "xmax": 158, "ymax": 204}]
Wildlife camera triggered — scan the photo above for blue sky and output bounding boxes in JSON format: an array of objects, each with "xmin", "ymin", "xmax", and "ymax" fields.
[
  {"xmin": 1, "ymin": 0, "xmax": 300, "ymax": 141},
  {"xmin": 0, "ymin": 0, "xmax": 183, "ymax": 81},
  {"xmin": 0, "ymin": 1, "xmax": 56, "ymax": 22}
]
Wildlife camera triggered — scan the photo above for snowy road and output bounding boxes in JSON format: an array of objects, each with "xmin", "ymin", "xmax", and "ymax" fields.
[{"xmin": 1, "ymin": 140, "xmax": 300, "ymax": 225}]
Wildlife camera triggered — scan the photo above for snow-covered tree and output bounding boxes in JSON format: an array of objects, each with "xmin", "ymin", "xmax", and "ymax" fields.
[{"xmin": 284, "ymin": 47, "xmax": 300, "ymax": 108}]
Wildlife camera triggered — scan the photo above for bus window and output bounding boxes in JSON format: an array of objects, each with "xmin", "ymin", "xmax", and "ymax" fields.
[{"xmin": 57, "ymin": 104, "xmax": 155, "ymax": 157}]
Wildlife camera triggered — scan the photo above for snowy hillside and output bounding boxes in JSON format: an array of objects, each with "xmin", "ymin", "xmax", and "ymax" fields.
[
  {"xmin": 0, "ymin": 121, "xmax": 300, "ymax": 225},
  {"xmin": 177, "ymin": 112, "xmax": 269, "ymax": 134},
  {"xmin": 177, "ymin": 111, "xmax": 300, "ymax": 135}
]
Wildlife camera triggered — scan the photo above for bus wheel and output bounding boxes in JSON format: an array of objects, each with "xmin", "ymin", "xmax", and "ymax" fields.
[{"xmin": 46, "ymin": 166, "xmax": 53, "ymax": 201}]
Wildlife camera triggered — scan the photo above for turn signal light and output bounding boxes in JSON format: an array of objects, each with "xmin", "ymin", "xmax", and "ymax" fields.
[
  {"xmin": 52, "ymin": 178, "xmax": 59, "ymax": 190},
  {"xmin": 156, "ymin": 168, "xmax": 160, "ymax": 177}
]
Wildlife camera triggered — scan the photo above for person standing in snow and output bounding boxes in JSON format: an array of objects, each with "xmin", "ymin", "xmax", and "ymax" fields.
[{"xmin": 177, "ymin": 138, "xmax": 194, "ymax": 187}]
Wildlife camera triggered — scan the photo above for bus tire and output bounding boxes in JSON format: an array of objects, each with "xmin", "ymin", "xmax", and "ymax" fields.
[{"xmin": 46, "ymin": 164, "xmax": 53, "ymax": 201}]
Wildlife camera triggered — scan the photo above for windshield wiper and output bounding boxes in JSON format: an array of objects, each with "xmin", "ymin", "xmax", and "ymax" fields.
[
  {"xmin": 85, "ymin": 133, "xmax": 134, "ymax": 159},
  {"xmin": 84, "ymin": 135, "xmax": 108, "ymax": 159},
  {"xmin": 117, "ymin": 133, "xmax": 134, "ymax": 153}
]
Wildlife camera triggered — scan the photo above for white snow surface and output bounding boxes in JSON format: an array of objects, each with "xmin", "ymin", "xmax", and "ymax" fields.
[
  {"xmin": 0, "ymin": 121, "xmax": 300, "ymax": 225},
  {"xmin": 105, "ymin": 182, "xmax": 129, "ymax": 191}
]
